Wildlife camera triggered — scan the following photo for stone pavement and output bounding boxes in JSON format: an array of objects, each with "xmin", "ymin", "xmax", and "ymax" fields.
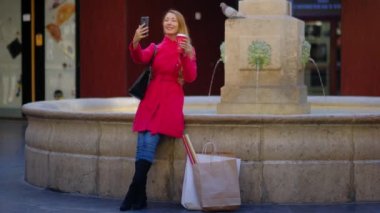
[{"xmin": 1, "ymin": 119, "xmax": 380, "ymax": 213}]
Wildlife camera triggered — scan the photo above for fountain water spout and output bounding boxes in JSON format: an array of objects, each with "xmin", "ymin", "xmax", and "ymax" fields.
[{"xmin": 217, "ymin": 0, "xmax": 310, "ymax": 115}]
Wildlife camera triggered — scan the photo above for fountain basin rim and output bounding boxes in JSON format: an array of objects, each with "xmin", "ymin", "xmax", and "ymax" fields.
[{"xmin": 21, "ymin": 96, "xmax": 380, "ymax": 125}]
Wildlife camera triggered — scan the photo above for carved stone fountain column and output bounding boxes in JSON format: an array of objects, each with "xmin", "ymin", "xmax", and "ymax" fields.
[{"xmin": 217, "ymin": 0, "xmax": 310, "ymax": 114}]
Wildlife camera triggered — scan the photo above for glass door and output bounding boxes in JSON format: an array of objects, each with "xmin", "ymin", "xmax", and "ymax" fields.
[{"xmin": 45, "ymin": 0, "xmax": 76, "ymax": 100}]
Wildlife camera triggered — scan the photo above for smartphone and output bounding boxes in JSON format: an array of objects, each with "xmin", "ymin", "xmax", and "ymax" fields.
[{"xmin": 140, "ymin": 16, "xmax": 149, "ymax": 27}]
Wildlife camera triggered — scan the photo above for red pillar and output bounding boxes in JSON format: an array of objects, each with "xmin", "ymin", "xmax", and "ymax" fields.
[
  {"xmin": 341, "ymin": 0, "xmax": 380, "ymax": 96},
  {"xmin": 80, "ymin": 0, "xmax": 127, "ymax": 97}
]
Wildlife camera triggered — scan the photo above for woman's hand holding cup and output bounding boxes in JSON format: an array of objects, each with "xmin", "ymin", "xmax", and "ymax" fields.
[{"xmin": 177, "ymin": 33, "xmax": 193, "ymax": 58}]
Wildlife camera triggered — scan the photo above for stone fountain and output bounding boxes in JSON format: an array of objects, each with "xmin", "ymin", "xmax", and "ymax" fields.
[
  {"xmin": 22, "ymin": 0, "xmax": 380, "ymax": 205},
  {"xmin": 218, "ymin": 0, "xmax": 310, "ymax": 114}
]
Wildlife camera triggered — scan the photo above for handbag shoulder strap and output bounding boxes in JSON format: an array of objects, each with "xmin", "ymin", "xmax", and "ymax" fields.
[{"xmin": 149, "ymin": 45, "xmax": 157, "ymax": 66}]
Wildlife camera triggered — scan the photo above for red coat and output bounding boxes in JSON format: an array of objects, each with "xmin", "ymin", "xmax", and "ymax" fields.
[{"xmin": 129, "ymin": 36, "xmax": 197, "ymax": 138}]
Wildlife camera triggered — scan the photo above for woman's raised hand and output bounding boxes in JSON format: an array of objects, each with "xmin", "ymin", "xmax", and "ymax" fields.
[{"xmin": 132, "ymin": 24, "xmax": 149, "ymax": 49}]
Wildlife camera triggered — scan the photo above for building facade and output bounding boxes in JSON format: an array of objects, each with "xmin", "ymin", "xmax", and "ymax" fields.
[{"xmin": 0, "ymin": 0, "xmax": 379, "ymax": 118}]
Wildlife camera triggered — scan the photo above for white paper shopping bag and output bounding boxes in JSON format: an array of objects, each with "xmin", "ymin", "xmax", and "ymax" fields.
[
  {"xmin": 181, "ymin": 156, "xmax": 201, "ymax": 210},
  {"xmin": 181, "ymin": 154, "xmax": 241, "ymax": 210}
]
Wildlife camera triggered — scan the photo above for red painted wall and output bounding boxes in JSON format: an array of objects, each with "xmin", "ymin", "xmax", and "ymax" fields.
[
  {"xmin": 341, "ymin": 0, "xmax": 380, "ymax": 96},
  {"xmin": 78, "ymin": 1, "xmax": 380, "ymax": 97},
  {"xmin": 80, "ymin": 0, "xmax": 127, "ymax": 97},
  {"xmin": 79, "ymin": 0, "xmax": 237, "ymax": 97}
]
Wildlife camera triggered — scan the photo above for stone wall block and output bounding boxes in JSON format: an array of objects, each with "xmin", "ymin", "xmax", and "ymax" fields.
[
  {"xmin": 48, "ymin": 152, "xmax": 97, "ymax": 195},
  {"xmin": 98, "ymin": 157, "xmax": 135, "ymax": 198},
  {"xmin": 155, "ymin": 137, "xmax": 175, "ymax": 160},
  {"xmin": 240, "ymin": 161, "xmax": 262, "ymax": 203},
  {"xmin": 50, "ymin": 120, "xmax": 99, "ymax": 155},
  {"xmin": 172, "ymin": 160, "xmax": 186, "ymax": 202},
  {"xmin": 25, "ymin": 146, "xmax": 49, "ymax": 188},
  {"xmin": 354, "ymin": 161, "xmax": 380, "ymax": 201},
  {"xmin": 99, "ymin": 122, "xmax": 135, "ymax": 157},
  {"xmin": 182, "ymin": 125, "xmax": 260, "ymax": 161},
  {"xmin": 220, "ymin": 86, "xmax": 308, "ymax": 104},
  {"xmin": 263, "ymin": 126, "xmax": 352, "ymax": 160},
  {"xmin": 25, "ymin": 117, "xmax": 52, "ymax": 150},
  {"xmin": 353, "ymin": 125, "xmax": 380, "ymax": 160},
  {"xmin": 239, "ymin": 0, "xmax": 290, "ymax": 16},
  {"xmin": 147, "ymin": 160, "xmax": 171, "ymax": 201},
  {"xmin": 263, "ymin": 161, "xmax": 351, "ymax": 203}
]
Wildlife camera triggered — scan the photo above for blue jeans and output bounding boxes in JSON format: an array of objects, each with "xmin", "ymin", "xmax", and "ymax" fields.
[{"xmin": 136, "ymin": 131, "xmax": 161, "ymax": 163}]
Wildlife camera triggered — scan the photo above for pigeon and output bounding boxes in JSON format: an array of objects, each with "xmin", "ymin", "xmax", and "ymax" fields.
[{"xmin": 220, "ymin": 2, "xmax": 245, "ymax": 18}]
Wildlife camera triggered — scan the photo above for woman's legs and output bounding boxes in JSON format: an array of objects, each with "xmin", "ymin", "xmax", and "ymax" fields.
[
  {"xmin": 120, "ymin": 131, "xmax": 160, "ymax": 211},
  {"xmin": 136, "ymin": 131, "xmax": 160, "ymax": 162}
]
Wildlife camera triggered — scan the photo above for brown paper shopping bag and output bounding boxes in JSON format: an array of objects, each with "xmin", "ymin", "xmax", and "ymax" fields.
[{"xmin": 193, "ymin": 158, "xmax": 241, "ymax": 211}]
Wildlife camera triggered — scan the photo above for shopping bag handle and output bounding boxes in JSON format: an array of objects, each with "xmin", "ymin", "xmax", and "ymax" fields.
[{"xmin": 202, "ymin": 142, "xmax": 217, "ymax": 155}]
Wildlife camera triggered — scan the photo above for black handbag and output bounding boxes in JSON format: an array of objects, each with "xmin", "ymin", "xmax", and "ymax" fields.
[{"xmin": 129, "ymin": 46, "xmax": 157, "ymax": 100}]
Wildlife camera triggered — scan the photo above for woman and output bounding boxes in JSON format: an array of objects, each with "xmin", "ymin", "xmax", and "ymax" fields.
[{"xmin": 120, "ymin": 9, "xmax": 197, "ymax": 211}]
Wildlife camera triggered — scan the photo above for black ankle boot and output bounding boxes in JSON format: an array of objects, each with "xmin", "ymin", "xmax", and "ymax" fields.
[
  {"xmin": 119, "ymin": 185, "xmax": 136, "ymax": 211},
  {"xmin": 132, "ymin": 159, "xmax": 152, "ymax": 210}
]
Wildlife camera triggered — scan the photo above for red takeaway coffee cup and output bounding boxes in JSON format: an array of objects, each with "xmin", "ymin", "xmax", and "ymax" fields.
[{"xmin": 176, "ymin": 33, "xmax": 188, "ymax": 53}]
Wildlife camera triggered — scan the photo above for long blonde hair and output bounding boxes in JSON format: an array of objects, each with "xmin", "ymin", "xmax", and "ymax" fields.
[{"xmin": 164, "ymin": 9, "xmax": 191, "ymax": 41}]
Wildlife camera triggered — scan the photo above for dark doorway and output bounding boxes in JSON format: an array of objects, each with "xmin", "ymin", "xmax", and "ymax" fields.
[{"xmin": 22, "ymin": 0, "xmax": 45, "ymax": 103}]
